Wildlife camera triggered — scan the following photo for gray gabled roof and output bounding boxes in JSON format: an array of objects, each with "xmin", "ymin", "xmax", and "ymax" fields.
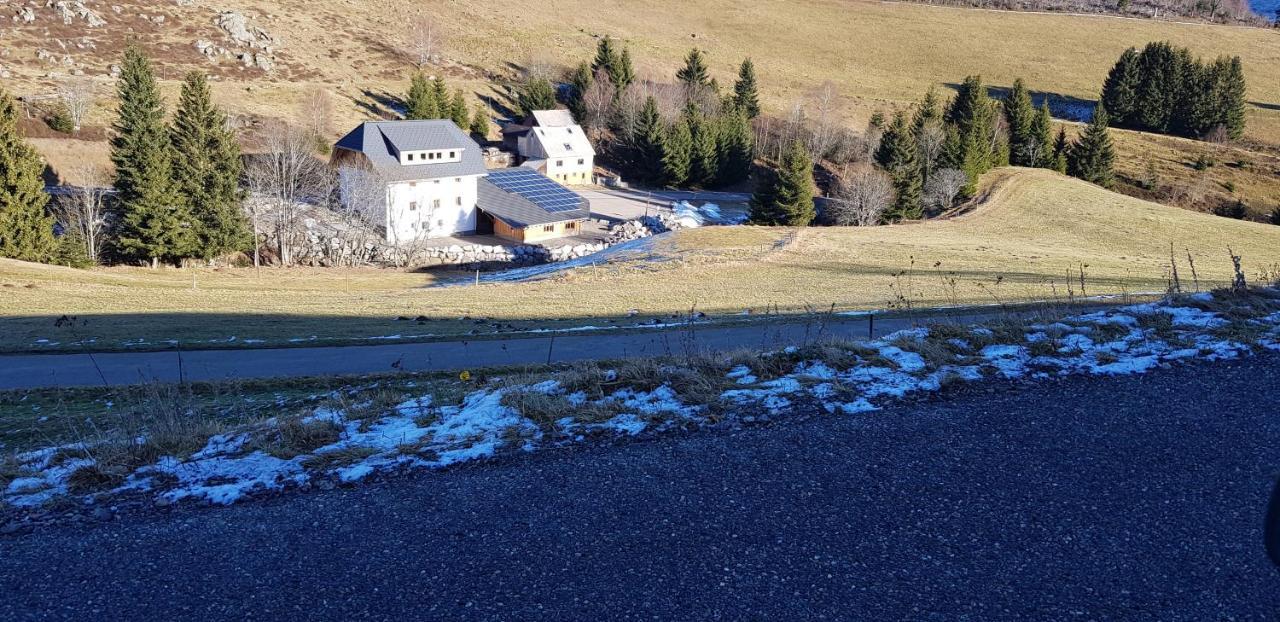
[
  {"xmin": 477, "ymin": 174, "xmax": 590, "ymax": 228},
  {"xmin": 334, "ymin": 120, "xmax": 486, "ymax": 181}
]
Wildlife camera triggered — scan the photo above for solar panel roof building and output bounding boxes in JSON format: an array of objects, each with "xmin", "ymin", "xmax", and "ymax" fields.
[{"xmin": 478, "ymin": 168, "xmax": 590, "ymax": 228}]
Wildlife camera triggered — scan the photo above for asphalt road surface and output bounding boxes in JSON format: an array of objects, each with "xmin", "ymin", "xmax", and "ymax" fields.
[
  {"xmin": 0, "ymin": 313, "xmax": 968, "ymax": 390},
  {"xmin": 3, "ymin": 355, "xmax": 1279, "ymax": 620}
]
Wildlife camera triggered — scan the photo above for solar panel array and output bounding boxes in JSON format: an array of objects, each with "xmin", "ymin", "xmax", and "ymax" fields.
[{"xmin": 486, "ymin": 168, "xmax": 583, "ymax": 213}]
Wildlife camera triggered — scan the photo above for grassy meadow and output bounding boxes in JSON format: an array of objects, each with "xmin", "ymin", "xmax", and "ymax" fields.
[{"xmin": 3, "ymin": 168, "xmax": 1278, "ymax": 352}]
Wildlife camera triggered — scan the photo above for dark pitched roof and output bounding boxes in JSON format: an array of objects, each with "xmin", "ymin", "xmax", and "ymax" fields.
[
  {"xmin": 478, "ymin": 169, "xmax": 590, "ymax": 228},
  {"xmin": 334, "ymin": 120, "xmax": 486, "ymax": 181}
]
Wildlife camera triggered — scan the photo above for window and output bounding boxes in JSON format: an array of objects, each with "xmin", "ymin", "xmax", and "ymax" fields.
[
  {"xmin": 565, "ymin": 221, "xmax": 576, "ymax": 230},
  {"xmin": 577, "ymin": 158, "xmax": 584, "ymax": 165},
  {"xmin": 456, "ymin": 196, "xmax": 462, "ymax": 206},
  {"xmin": 407, "ymin": 153, "xmax": 415, "ymax": 161},
  {"xmin": 566, "ymin": 127, "xmax": 573, "ymax": 134},
  {"xmin": 449, "ymin": 151, "xmax": 456, "ymax": 158},
  {"xmin": 428, "ymin": 152, "xmax": 436, "ymax": 160},
  {"xmin": 408, "ymin": 201, "xmax": 418, "ymax": 211},
  {"xmin": 455, "ymin": 178, "xmax": 461, "ymax": 182},
  {"xmin": 563, "ymin": 143, "xmax": 572, "ymax": 151},
  {"xmin": 543, "ymin": 225, "xmax": 555, "ymax": 232},
  {"xmin": 432, "ymin": 199, "xmax": 441, "ymax": 209},
  {"xmin": 434, "ymin": 179, "xmax": 440, "ymax": 184},
  {"xmin": 556, "ymin": 160, "xmax": 563, "ymax": 167}
]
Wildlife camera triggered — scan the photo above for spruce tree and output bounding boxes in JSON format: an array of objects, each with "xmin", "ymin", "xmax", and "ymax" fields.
[
  {"xmin": 0, "ymin": 85, "xmax": 56, "ymax": 262},
  {"xmin": 1051, "ymin": 127, "xmax": 1070, "ymax": 173},
  {"xmin": 676, "ymin": 48, "xmax": 710, "ymax": 89},
  {"xmin": 912, "ymin": 86, "xmax": 942, "ymax": 136},
  {"xmin": 430, "ymin": 77, "xmax": 449, "ymax": 119},
  {"xmin": 661, "ymin": 118, "xmax": 692, "ymax": 187},
  {"xmin": 1029, "ymin": 100, "xmax": 1055, "ymax": 169},
  {"xmin": 763, "ymin": 140, "xmax": 815, "ymax": 226},
  {"xmin": 748, "ymin": 167, "xmax": 779, "ymax": 225},
  {"xmin": 517, "ymin": 77, "xmax": 557, "ymax": 116},
  {"xmin": 733, "ymin": 58, "xmax": 761, "ymax": 118},
  {"xmin": 592, "ymin": 37, "xmax": 620, "ymax": 79},
  {"xmin": 111, "ymin": 45, "xmax": 192, "ymax": 266},
  {"xmin": 946, "ymin": 75, "xmax": 1000, "ymax": 175},
  {"xmin": 1100, "ymin": 47, "xmax": 1140, "ymax": 127},
  {"xmin": 406, "ymin": 73, "xmax": 438, "ymax": 120},
  {"xmin": 875, "ymin": 111, "xmax": 923, "ymax": 221},
  {"xmin": 470, "ymin": 105, "xmax": 490, "ymax": 139},
  {"xmin": 1219, "ymin": 56, "xmax": 1247, "ymax": 140},
  {"xmin": 567, "ymin": 62, "xmax": 593, "ymax": 121},
  {"xmin": 1003, "ymin": 78, "xmax": 1036, "ymax": 166},
  {"xmin": 715, "ymin": 110, "xmax": 754, "ymax": 186},
  {"xmin": 687, "ymin": 106, "xmax": 719, "ymax": 187},
  {"xmin": 615, "ymin": 48, "xmax": 635, "ymax": 91},
  {"xmin": 1133, "ymin": 41, "xmax": 1181, "ymax": 133},
  {"xmin": 1068, "ymin": 105, "xmax": 1116, "ymax": 188},
  {"xmin": 635, "ymin": 96, "xmax": 665, "ymax": 183},
  {"xmin": 449, "ymin": 89, "xmax": 469, "ymax": 130},
  {"xmin": 170, "ymin": 71, "xmax": 249, "ymax": 260}
]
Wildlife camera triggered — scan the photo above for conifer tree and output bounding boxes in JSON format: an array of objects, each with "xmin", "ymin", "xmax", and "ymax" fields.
[
  {"xmin": 1219, "ymin": 56, "xmax": 1247, "ymax": 140},
  {"xmin": 111, "ymin": 45, "xmax": 192, "ymax": 267},
  {"xmin": 1068, "ymin": 105, "xmax": 1116, "ymax": 188},
  {"xmin": 733, "ymin": 58, "xmax": 761, "ymax": 118},
  {"xmin": 615, "ymin": 48, "xmax": 635, "ymax": 91},
  {"xmin": 1028, "ymin": 99, "xmax": 1055, "ymax": 169},
  {"xmin": 945, "ymin": 75, "xmax": 1000, "ymax": 175},
  {"xmin": 749, "ymin": 141, "xmax": 814, "ymax": 226},
  {"xmin": 518, "ymin": 77, "xmax": 557, "ymax": 116},
  {"xmin": 661, "ymin": 117, "xmax": 692, "ymax": 187},
  {"xmin": 635, "ymin": 96, "xmax": 665, "ymax": 183},
  {"xmin": 676, "ymin": 48, "xmax": 710, "ymax": 89},
  {"xmin": 912, "ymin": 86, "xmax": 942, "ymax": 136},
  {"xmin": 1051, "ymin": 127, "xmax": 1070, "ymax": 173},
  {"xmin": 430, "ymin": 77, "xmax": 449, "ymax": 118},
  {"xmin": 406, "ymin": 73, "xmax": 438, "ymax": 120},
  {"xmin": 470, "ymin": 105, "xmax": 490, "ymax": 139},
  {"xmin": 449, "ymin": 89, "xmax": 469, "ymax": 130},
  {"xmin": 567, "ymin": 62, "xmax": 593, "ymax": 121},
  {"xmin": 1101, "ymin": 47, "xmax": 1140, "ymax": 127},
  {"xmin": 0, "ymin": 85, "xmax": 56, "ymax": 262},
  {"xmin": 1003, "ymin": 78, "xmax": 1036, "ymax": 166},
  {"xmin": 875, "ymin": 111, "xmax": 923, "ymax": 221},
  {"xmin": 687, "ymin": 106, "xmax": 719, "ymax": 187},
  {"xmin": 170, "ymin": 71, "xmax": 249, "ymax": 260},
  {"xmin": 715, "ymin": 110, "xmax": 754, "ymax": 186},
  {"xmin": 592, "ymin": 37, "xmax": 620, "ymax": 79}
]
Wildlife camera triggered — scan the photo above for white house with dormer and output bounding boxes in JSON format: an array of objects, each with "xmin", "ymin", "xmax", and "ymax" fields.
[
  {"xmin": 504, "ymin": 110, "xmax": 596, "ymax": 186},
  {"xmin": 332, "ymin": 119, "xmax": 590, "ymax": 244}
]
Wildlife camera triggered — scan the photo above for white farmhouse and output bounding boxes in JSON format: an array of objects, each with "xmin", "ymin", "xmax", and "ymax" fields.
[
  {"xmin": 333, "ymin": 119, "xmax": 590, "ymax": 244},
  {"xmin": 504, "ymin": 109, "xmax": 596, "ymax": 186}
]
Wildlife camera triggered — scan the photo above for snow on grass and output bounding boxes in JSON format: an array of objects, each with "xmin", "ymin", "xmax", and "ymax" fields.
[{"xmin": 6, "ymin": 290, "xmax": 1279, "ymax": 510}]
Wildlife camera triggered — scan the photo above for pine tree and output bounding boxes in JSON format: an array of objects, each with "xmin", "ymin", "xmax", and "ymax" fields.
[
  {"xmin": 1029, "ymin": 99, "xmax": 1055, "ymax": 169},
  {"xmin": 635, "ymin": 96, "xmax": 665, "ymax": 183},
  {"xmin": 449, "ymin": 89, "xmax": 469, "ymax": 130},
  {"xmin": 406, "ymin": 73, "xmax": 438, "ymax": 120},
  {"xmin": 1003, "ymin": 78, "xmax": 1036, "ymax": 166},
  {"xmin": 661, "ymin": 117, "xmax": 692, "ymax": 187},
  {"xmin": 470, "ymin": 105, "xmax": 490, "ymax": 139},
  {"xmin": 0, "ymin": 85, "xmax": 56, "ymax": 262},
  {"xmin": 676, "ymin": 48, "xmax": 710, "ymax": 89},
  {"xmin": 1051, "ymin": 127, "xmax": 1070, "ymax": 173},
  {"xmin": 111, "ymin": 45, "xmax": 192, "ymax": 266},
  {"xmin": 1068, "ymin": 104, "xmax": 1116, "ymax": 188},
  {"xmin": 715, "ymin": 110, "xmax": 754, "ymax": 186},
  {"xmin": 518, "ymin": 78, "xmax": 557, "ymax": 116},
  {"xmin": 567, "ymin": 62, "xmax": 593, "ymax": 121},
  {"xmin": 687, "ymin": 108, "xmax": 719, "ymax": 188},
  {"xmin": 1100, "ymin": 47, "xmax": 1140, "ymax": 127},
  {"xmin": 875, "ymin": 111, "xmax": 923, "ymax": 221},
  {"xmin": 733, "ymin": 58, "xmax": 761, "ymax": 118},
  {"xmin": 170, "ymin": 71, "xmax": 249, "ymax": 260}
]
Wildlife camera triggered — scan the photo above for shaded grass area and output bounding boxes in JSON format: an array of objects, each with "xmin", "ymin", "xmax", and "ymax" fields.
[{"xmin": 3, "ymin": 169, "xmax": 1279, "ymax": 353}]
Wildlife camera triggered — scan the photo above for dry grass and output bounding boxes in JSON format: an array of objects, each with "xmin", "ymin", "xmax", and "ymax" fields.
[{"xmin": 4, "ymin": 168, "xmax": 1280, "ymax": 351}]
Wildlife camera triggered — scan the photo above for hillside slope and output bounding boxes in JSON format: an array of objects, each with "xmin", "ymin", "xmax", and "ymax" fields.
[{"xmin": 2, "ymin": 168, "xmax": 1277, "ymax": 352}]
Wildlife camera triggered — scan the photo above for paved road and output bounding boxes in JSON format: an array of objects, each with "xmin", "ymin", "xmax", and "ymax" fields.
[
  {"xmin": 3, "ymin": 355, "xmax": 1278, "ymax": 620},
  {"xmin": 0, "ymin": 313, "xmax": 960, "ymax": 390}
]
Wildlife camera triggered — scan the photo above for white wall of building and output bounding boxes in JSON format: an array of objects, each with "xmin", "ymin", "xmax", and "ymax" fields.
[{"xmin": 385, "ymin": 174, "xmax": 481, "ymax": 243}]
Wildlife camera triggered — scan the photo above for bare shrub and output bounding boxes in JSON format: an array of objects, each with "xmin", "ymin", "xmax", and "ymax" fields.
[
  {"xmin": 925, "ymin": 168, "xmax": 967, "ymax": 212},
  {"xmin": 246, "ymin": 122, "xmax": 332, "ymax": 267},
  {"xmin": 581, "ymin": 69, "xmax": 615, "ymax": 141},
  {"xmin": 56, "ymin": 78, "xmax": 95, "ymax": 132},
  {"xmin": 827, "ymin": 164, "xmax": 893, "ymax": 226},
  {"xmin": 51, "ymin": 163, "xmax": 109, "ymax": 262},
  {"xmin": 405, "ymin": 14, "xmax": 445, "ymax": 68}
]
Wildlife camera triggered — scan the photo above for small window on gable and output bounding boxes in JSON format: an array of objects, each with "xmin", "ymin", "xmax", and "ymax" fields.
[
  {"xmin": 563, "ymin": 143, "xmax": 572, "ymax": 151},
  {"xmin": 456, "ymin": 196, "xmax": 462, "ymax": 206},
  {"xmin": 428, "ymin": 152, "xmax": 436, "ymax": 160},
  {"xmin": 449, "ymin": 151, "xmax": 456, "ymax": 159},
  {"xmin": 407, "ymin": 153, "xmax": 415, "ymax": 162},
  {"xmin": 409, "ymin": 201, "xmax": 418, "ymax": 211},
  {"xmin": 578, "ymin": 158, "xmax": 584, "ymax": 165},
  {"xmin": 566, "ymin": 127, "xmax": 573, "ymax": 134},
  {"xmin": 556, "ymin": 160, "xmax": 564, "ymax": 167}
]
